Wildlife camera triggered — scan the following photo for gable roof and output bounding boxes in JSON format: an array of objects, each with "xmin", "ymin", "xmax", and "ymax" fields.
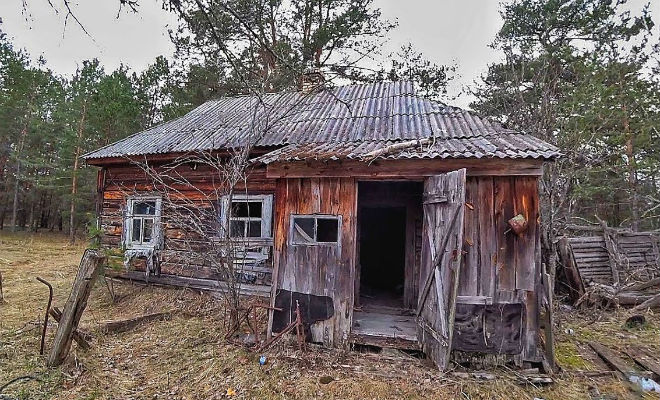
[{"xmin": 83, "ymin": 81, "xmax": 559, "ymax": 161}]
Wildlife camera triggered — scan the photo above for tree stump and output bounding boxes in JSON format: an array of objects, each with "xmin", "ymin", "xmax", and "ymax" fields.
[{"xmin": 47, "ymin": 249, "xmax": 104, "ymax": 367}]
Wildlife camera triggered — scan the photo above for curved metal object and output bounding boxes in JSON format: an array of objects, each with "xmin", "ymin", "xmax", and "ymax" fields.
[{"xmin": 36, "ymin": 277, "xmax": 53, "ymax": 355}]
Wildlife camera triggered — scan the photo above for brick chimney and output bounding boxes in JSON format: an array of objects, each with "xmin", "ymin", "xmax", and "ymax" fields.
[{"xmin": 299, "ymin": 68, "xmax": 325, "ymax": 94}]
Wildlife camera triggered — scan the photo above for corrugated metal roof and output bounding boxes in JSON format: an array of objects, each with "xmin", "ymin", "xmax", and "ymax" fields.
[
  {"xmin": 83, "ymin": 81, "xmax": 558, "ymax": 160},
  {"xmin": 253, "ymin": 135, "xmax": 560, "ymax": 164}
]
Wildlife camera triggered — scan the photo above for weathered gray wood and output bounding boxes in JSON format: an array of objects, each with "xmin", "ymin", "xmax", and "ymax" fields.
[
  {"xmin": 626, "ymin": 349, "xmax": 660, "ymax": 378},
  {"xmin": 100, "ymin": 311, "xmax": 173, "ymax": 333},
  {"xmin": 631, "ymin": 293, "xmax": 660, "ymax": 312},
  {"xmin": 49, "ymin": 307, "xmax": 91, "ymax": 350},
  {"xmin": 417, "ymin": 168, "xmax": 466, "ymax": 371},
  {"xmin": 589, "ymin": 342, "xmax": 637, "ymax": 377},
  {"xmin": 48, "ymin": 249, "xmax": 105, "ymax": 367}
]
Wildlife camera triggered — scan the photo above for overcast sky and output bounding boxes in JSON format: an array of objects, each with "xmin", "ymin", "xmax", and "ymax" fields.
[{"xmin": 0, "ymin": 0, "xmax": 657, "ymax": 108}]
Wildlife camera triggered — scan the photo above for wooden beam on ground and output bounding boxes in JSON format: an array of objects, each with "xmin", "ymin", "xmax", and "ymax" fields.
[
  {"xmin": 625, "ymin": 349, "xmax": 660, "ymax": 379},
  {"xmin": 589, "ymin": 342, "xmax": 637, "ymax": 378},
  {"xmin": 47, "ymin": 249, "xmax": 105, "ymax": 367},
  {"xmin": 631, "ymin": 293, "xmax": 660, "ymax": 312},
  {"xmin": 99, "ymin": 311, "xmax": 173, "ymax": 333}
]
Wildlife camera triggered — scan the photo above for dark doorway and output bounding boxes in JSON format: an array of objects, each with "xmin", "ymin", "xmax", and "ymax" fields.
[{"xmin": 359, "ymin": 206, "xmax": 406, "ymax": 308}]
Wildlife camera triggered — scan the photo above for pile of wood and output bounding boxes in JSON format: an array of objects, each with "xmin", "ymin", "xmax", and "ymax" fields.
[{"xmin": 559, "ymin": 224, "xmax": 660, "ymax": 309}]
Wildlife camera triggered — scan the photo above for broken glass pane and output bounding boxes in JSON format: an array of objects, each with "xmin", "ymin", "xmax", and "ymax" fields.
[{"xmin": 292, "ymin": 217, "xmax": 315, "ymax": 243}]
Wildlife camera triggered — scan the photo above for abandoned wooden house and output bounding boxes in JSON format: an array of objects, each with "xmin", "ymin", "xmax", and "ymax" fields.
[{"xmin": 84, "ymin": 78, "xmax": 560, "ymax": 370}]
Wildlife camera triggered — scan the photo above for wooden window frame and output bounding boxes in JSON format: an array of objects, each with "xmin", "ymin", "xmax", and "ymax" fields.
[
  {"xmin": 289, "ymin": 214, "xmax": 342, "ymax": 246},
  {"xmin": 220, "ymin": 194, "xmax": 273, "ymax": 240},
  {"xmin": 124, "ymin": 196, "xmax": 162, "ymax": 249}
]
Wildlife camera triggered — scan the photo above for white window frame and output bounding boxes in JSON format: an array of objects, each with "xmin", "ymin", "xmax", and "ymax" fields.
[
  {"xmin": 289, "ymin": 214, "xmax": 342, "ymax": 246},
  {"xmin": 220, "ymin": 194, "xmax": 273, "ymax": 239},
  {"xmin": 124, "ymin": 196, "xmax": 162, "ymax": 249}
]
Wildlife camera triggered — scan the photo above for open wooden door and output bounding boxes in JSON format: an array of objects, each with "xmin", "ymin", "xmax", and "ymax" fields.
[{"xmin": 417, "ymin": 169, "xmax": 466, "ymax": 370}]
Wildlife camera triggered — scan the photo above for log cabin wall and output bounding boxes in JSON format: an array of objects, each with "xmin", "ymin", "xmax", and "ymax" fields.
[
  {"xmin": 454, "ymin": 176, "xmax": 541, "ymax": 362},
  {"xmin": 272, "ymin": 177, "xmax": 357, "ymax": 347},
  {"xmin": 98, "ymin": 163, "xmax": 277, "ymax": 295}
]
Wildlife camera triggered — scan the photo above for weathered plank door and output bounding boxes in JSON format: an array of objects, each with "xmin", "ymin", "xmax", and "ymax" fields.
[{"xmin": 417, "ymin": 168, "xmax": 466, "ymax": 370}]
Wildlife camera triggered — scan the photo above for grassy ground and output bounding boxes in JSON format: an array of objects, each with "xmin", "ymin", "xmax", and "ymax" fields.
[{"xmin": 1, "ymin": 232, "xmax": 658, "ymax": 399}]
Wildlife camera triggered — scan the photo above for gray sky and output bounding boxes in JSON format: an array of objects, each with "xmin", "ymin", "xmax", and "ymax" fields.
[{"xmin": 0, "ymin": 0, "xmax": 657, "ymax": 108}]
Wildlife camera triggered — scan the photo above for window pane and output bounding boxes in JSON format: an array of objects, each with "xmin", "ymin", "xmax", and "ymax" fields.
[
  {"xmin": 230, "ymin": 220, "xmax": 245, "ymax": 237},
  {"xmin": 143, "ymin": 218, "xmax": 154, "ymax": 242},
  {"xmin": 132, "ymin": 219, "xmax": 142, "ymax": 242},
  {"xmin": 231, "ymin": 201, "xmax": 262, "ymax": 218},
  {"xmin": 317, "ymin": 218, "xmax": 339, "ymax": 243},
  {"xmin": 292, "ymin": 217, "xmax": 315, "ymax": 243},
  {"xmin": 134, "ymin": 201, "xmax": 156, "ymax": 215},
  {"xmin": 247, "ymin": 221, "xmax": 262, "ymax": 237}
]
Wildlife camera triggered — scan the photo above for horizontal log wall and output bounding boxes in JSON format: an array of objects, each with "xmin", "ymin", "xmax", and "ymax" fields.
[{"xmin": 99, "ymin": 162, "xmax": 276, "ymax": 292}]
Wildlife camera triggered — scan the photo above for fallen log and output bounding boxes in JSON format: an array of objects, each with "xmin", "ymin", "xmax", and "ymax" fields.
[
  {"xmin": 47, "ymin": 249, "xmax": 104, "ymax": 367},
  {"xmin": 631, "ymin": 294, "xmax": 660, "ymax": 313},
  {"xmin": 99, "ymin": 311, "xmax": 173, "ymax": 333},
  {"xmin": 622, "ymin": 278, "xmax": 660, "ymax": 292}
]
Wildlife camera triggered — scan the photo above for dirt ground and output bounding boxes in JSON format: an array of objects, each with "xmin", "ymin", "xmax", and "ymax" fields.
[{"xmin": 1, "ymin": 232, "xmax": 659, "ymax": 399}]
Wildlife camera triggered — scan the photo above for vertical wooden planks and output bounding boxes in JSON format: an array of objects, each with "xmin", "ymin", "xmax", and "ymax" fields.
[
  {"xmin": 494, "ymin": 177, "xmax": 516, "ymax": 295},
  {"xmin": 459, "ymin": 177, "xmax": 480, "ymax": 296},
  {"xmin": 477, "ymin": 178, "xmax": 496, "ymax": 297},
  {"xmin": 270, "ymin": 177, "xmax": 357, "ymax": 347},
  {"xmin": 513, "ymin": 177, "xmax": 537, "ymax": 291}
]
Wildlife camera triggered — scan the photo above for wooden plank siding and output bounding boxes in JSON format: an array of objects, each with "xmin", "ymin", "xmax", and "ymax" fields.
[
  {"xmin": 271, "ymin": 178, "xmax": 357, "ymax": 347},
  {"xmin": 96, "ymin": 158, "xmax": 543, "ymax": 363},
  {"xmin": 455, "ymin": 176, "xmax": 541, "ymax": 362}
]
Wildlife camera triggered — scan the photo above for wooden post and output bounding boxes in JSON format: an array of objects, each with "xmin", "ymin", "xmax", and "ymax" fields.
[{"xmin": 47, "ymin": 249, "xmax": 104, "ymax": 367}]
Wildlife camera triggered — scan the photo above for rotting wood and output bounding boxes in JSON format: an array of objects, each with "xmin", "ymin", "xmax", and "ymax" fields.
[
  {"xmin": 589, "ymin": 342, "xmax": 637, "ymax": 378},
  {"xmin": 99, "ymin": 311, "xmax": 173, "ymax": 333},
  {"xmin": 631, "ymin": 293, "xmax": 660, "ymax": 312},
  {"xmin": 48, "ymin": 307, "xmax": 91, "ymax": 350},
  {"xmin": 35, "ymin": 277, "xmax": 53, "ymax": 355},
  {"xmin": 626, "ymin": 348, "xmax": 660, "ymax": 379},
  {"xmin": 417, "ymin": 168, "xmax": 466, "ymax": 371},
  {"xmin": 360, "ymin": 138, "xmax": 432, "ymax": 161},
  {"xmin": 47, "ymin": 249, "xmax": 105, "ymax": 367},
  {"xmin": 0, "ymin": 270, "xmax": 4, "ymax": 303}
]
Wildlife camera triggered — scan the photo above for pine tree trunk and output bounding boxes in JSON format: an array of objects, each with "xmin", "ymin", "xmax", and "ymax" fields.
[
  {"xmin": 10, "ymin": 125, "xmax": 28, "ymax": 232},
  {"xmin": 622, "ymin": 103, "xmax": 639, "ymax": 231},
  {"xmin": 69, "ymin": 103, "xmax": 86, "ymax": 244}
]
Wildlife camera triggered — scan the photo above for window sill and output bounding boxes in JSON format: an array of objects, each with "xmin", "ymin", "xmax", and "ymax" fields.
[{"xmin": 211, "ymin": 237, "xmax": 274, "ymax": 246}]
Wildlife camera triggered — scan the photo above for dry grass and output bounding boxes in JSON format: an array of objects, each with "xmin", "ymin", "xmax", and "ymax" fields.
[{"xmin": 1, "ymin": 231, "xmax": 659, "ymax": 399}]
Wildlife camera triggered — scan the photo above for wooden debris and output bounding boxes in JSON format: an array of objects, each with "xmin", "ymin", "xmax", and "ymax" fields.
[
  {"xmin": 49, "ymin": 307, "xmax": 91, "ymax": 350},
  {"xmin": 589, "ymin": 342, "xmax": 637, "ymax": 378},
  {"xmin": 47, "ymin": 249, "xmax": 104, "ymax": 367},
  {"xmin": 361, "ymin": 138, "xmax": 432, "ymax": 161},
  {"xmin": 99, "ymin": 311, "xmax": 173, "ymax": 333},
  {"xmin": 631, "ymin": 293, "xmax": 660, "ymax": 312},
  {"xmin": 626, "ymin": 349, "xmax": 660, "ymax": 379}
]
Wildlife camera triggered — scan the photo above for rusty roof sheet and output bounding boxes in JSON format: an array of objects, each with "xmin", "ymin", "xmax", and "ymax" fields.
[{"xmin": 84, "ymin": 80, "xmax": 558, "ymax": 161}]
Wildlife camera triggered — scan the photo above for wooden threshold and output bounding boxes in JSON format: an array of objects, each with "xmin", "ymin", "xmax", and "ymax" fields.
[{"xmin": 350, "ymin": 310, "xmax": 419, "ymax": 351}]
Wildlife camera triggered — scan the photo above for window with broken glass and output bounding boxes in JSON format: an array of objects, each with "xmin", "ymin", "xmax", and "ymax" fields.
[
  {"xmin": 125, "ymin": 197, "xmax": 161, "ymax": 248},
  {"xmin": 220, "ymin": 194, "xmax": 273, "ymax": 239},
  {"xmin": 290, "ymin": 215, "xmax": 341, "ymax": 245}
]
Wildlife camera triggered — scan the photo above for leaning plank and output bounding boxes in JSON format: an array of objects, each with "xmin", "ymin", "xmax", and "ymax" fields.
[
  {"xmin": 47, "ymin": 249, "xmax": 105, "ymax": 367},
  {"xmin": 589, "ymin": 342, "xmax": 636, "ymax": 377},
  {"xmin": 100, "ymin": 312, "xmax": 173, "ymax": 333}
]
